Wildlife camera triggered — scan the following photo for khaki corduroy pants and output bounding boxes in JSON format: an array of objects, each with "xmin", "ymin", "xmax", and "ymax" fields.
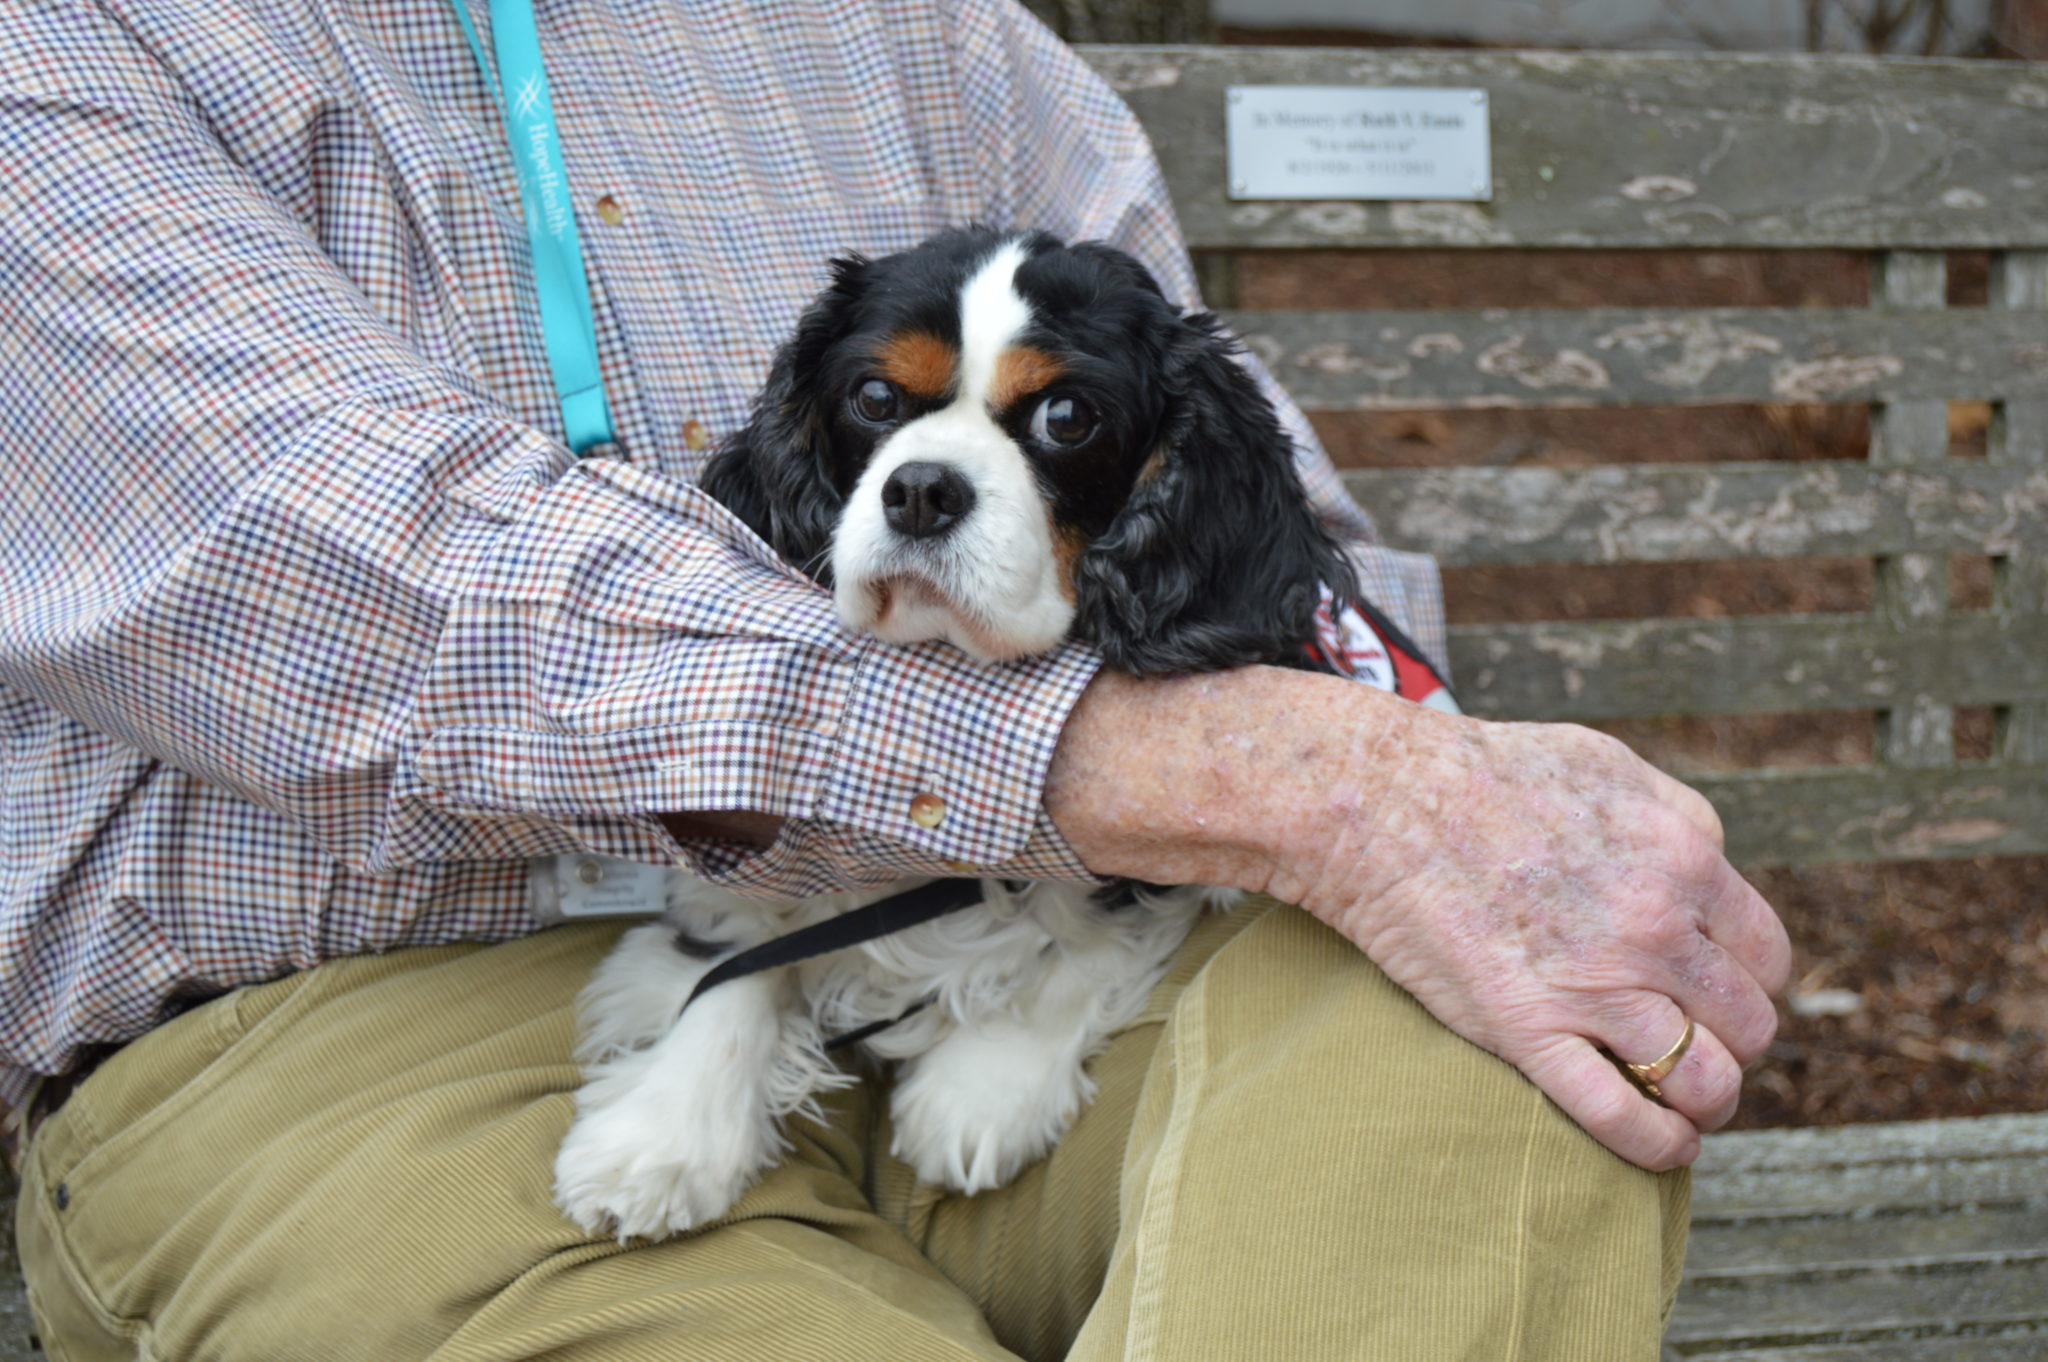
[{"xmin": 17, "ymin": 898, "xmax": 1688, "ymax": 1361}]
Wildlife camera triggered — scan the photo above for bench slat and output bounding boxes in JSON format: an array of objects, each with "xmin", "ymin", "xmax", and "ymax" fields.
[
  {"xmin": 1672, "ymin": 1116, "xmax": 2048, "ymax": 1356},
  {"xmin": 1700, "ymin": 767, "xmax": 2048, "ymax": 864},
  {"xmin": 1691, "ymin": 1113, "xmax": 2048, "ymax": 1219},
  {"xmin": 1667, "ymin": 1260, "xmax": 2048, "ymax": 1355},
  {"xmin": 1082, "ymin": 47, "xmax": 2048, "ymax": 250},
  {"xmin": 1342, "ymin": 463, "xmax": 2048, "ymax": 566},
  {"xmin": 1688, "ymin": 1206, "xmax": 2048, "ymax": 1277},
  {"xmin": 1220, "ymin": 307, "xmax": 2048, "ymax": 409},
  {"xmin": 1447, "ymin": 614, "xmax": 2048, "ymax": 723},
  {"xmin": 1679, "ymin": 1342, "xmax": 2048, "ymax": 1362}
]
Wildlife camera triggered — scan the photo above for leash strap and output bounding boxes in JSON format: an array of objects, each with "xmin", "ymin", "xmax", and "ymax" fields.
[
  {"xmin": 681, "ymin": 879, "xmax": 987, "ymax": 1041},
  {"xmin": 451, "ymin": 0, "xmax": 617, "ymax": 454}
]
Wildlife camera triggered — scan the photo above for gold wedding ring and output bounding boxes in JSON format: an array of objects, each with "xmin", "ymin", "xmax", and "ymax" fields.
[{"xmin": 1623, "ymin": 1018, "xmax": 1695, "ymax": 1103}]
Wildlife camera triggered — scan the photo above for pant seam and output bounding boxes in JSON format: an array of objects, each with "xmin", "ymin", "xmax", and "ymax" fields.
[
  {"xmin": 1118, "ymin": 965, "xmax": 1209, "ymax": 1362},
  {"xmin": 1498, "ymin": 1082, "xmax": 1546, "ymax": 1362}
]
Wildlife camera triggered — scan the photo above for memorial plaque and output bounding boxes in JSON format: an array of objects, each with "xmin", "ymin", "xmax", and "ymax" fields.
[{"xmin": 1225, "ymin": 86, "xmax": 1492, "ymax": 201}]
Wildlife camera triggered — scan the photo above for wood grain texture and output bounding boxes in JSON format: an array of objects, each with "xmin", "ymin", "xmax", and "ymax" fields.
[
  {"xmin": 1993, "ymin": 251, "xmax": 2048, "ymax": 771},
  {"xmin": 1080, "ymin": 46, "xmax": 2048, "ymax": 249},
  {"xmin": 0, "ymin": 1173, "xmax": 27, "ymax": 1362},
  {"xmin": 1871, "ymin": 252, "xmax": 1956, "ymax": 770},
  {"xmin": 1386, "ymin": 615, "xmax": 2041, "ymax": 862},
  {"xmin": 1446, "ymin": 614, "xmax": 2047, "ymax": 723},
  {"xmin": 1700, "ymin": 767, "xmax": 2048, "ymax": 864},
  {"xmin": 1690, "ymin": 1113, "xmax": 2048, "ymax": 1218},
  {"xmin": 1222, "ymin": 306, "xmax": 2048, "ymax": 410},
  {"xmin": 1342, "ymin": 463, "xmax": 2048, "ymax": 566},
  {"xmin": 1671, "ymin": 1115, "xmax": 2048, "ymax": 1358},
  {"xmin": 1668, "ymin": 1263, "xmax": 2048, "ymax": 1356}
]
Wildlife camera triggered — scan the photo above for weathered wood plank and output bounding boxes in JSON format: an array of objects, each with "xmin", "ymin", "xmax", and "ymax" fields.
[
  {"xmin": 1679, "ymin": 1340, "xmax": 2048, "ymax": 1362},
  {"xmin": 1871, "ymin": 252, "xmax": 1956, "ymax": 770},
  {"xmin": 1994, "ymin": 251, "xmax": 2048, "ymax": 773},
  {"xmin": 0, "ymin": 1279, "xmax": 28, "ymax": 1362},
  {"xmin": 1674, "ymin": 1116, "xmax": 2048, "ymax": 1355},
  {"xmin": 1688, "ymin": 1206, "xmax": 2048, "ymax": 1277},
  {"xmin": 1667, "ymin": 1261, "xmax": 2048, "ymax": 1356},
  {"xmin": 1342, "ymin": 463, "xmax": 2048, "ymax": 567},
  {"xmin": 1703, "ymin": 766, "xmax": 2048, "ymax": 865},
  {"xmin": 1698, "ymin": 1112, "xmax": 2048, "ymax": 1177},
  {"xmin": 1692, "ymin": 1113, "xmax": 2048, "ymax": 1220},
  {"xmin": 1082, "ymin": 47, "xmax": 2048, "ymax": 249},
  {"xmin": 0, "ymin": 1180, "xmax": 29, "ymax": 1362},
  {"xmin": 1447, "ymin": 614, "xmax": 2048, "ymax": 724},
  {"xmin": 1223, "ymin": 306, "xmax": 2048, "ymax": 410}
]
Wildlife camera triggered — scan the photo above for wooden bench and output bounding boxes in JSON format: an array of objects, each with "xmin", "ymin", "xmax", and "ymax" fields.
[
  {"xmin": 1088, "ymin": 42, "xmax": 2048, "ymax": 866},
  {"xmin": 1080, "ymin": 43, "xmax": 2048, "ymax": 1359}
]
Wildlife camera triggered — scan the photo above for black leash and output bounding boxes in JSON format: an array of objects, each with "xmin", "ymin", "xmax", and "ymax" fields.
[{"xmin": 680, "ymin": 878, "xmax": 986, "ymax": 1049}]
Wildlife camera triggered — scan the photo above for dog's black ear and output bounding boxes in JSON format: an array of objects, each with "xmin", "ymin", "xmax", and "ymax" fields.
[
  {"xmin": 700, "ymin": 257, "xmax": 869, "ymax": 583},
  {"xmin": 1072, "ymin": 313, "xmax": 1355, "ymax": 676}
]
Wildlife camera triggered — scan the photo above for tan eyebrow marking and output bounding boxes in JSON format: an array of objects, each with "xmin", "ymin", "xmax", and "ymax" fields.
[
  {"xmin": 874, "ymin": 331, "xmax": 957, "ymax": 400},
  {"xmin": 989, "ymin": 346, "xmax": 1065, "ymax": 411}
]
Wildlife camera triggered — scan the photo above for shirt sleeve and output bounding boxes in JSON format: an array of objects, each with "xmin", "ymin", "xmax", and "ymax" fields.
[{"xmin": 0, "ymin": 41, "xmax": 1100, "ymax": 898}]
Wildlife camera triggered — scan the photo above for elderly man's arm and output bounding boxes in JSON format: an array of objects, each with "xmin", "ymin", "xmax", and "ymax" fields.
[{"xmin": 1042, "ymin": 667, "xmax": 1793, "ymax": 1172}]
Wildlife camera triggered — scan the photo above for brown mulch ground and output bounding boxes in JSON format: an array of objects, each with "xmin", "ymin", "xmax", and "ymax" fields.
[
  {"xmin": 1736, "ymin": 857, "xmax": 2048, "ymax": 1129},
  {"xmin": 1240, "ymin": 244, "xmax": 2048, "ymax": 1130}
]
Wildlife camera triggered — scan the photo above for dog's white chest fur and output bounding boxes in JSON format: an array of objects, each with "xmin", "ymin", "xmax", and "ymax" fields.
[{"xmin": 554, "ymin": 874, "xmax": 1226, "ymax": 1239}]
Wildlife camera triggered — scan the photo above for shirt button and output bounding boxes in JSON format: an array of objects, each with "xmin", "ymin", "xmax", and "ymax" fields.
[
  {"xmin": 682, "ymin": 420, "xmax": 710, "ymax": 452},
  {"xmin": 909, "ymin": 793, "xmax": 946, "ymax": 829},
  {"xmin": 595, "ymin": 194, "xmax": 625, "ymax": 225}
]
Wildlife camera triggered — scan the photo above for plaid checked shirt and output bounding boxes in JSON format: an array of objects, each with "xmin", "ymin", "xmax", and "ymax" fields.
[{"xmin": 0, "ymin": 0, "xmax": 1447, "ymax": 1106}]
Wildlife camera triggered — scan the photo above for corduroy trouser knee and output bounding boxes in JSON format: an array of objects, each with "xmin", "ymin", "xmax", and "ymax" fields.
[{"xmin": 17, "ymin": 897, "xmax": 1688, "ymax": 1361}]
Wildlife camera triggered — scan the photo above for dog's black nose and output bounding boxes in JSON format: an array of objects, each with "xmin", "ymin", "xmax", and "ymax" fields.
[{"xmin": 881, "ymin": 461, "xmax": 975, "ymax": 540}]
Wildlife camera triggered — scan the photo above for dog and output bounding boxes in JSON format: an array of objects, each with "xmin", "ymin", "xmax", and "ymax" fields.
[{"xmin": 552, "ymin": 228, "xmax": 1444, "ymax": 1241}]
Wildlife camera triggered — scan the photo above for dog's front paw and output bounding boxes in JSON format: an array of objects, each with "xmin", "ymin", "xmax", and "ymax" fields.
[
  {"xmin": 889, "ymin": 1027, "xmax": 1096, "ymax": 1195},
  {"xmin": 554, "ymin": 1052, "xmax": 781, "ymax": 1241}
]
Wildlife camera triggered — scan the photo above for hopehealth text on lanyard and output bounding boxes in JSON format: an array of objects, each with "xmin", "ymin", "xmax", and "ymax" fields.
[{"xmin": 452, "ymin": 0, "xmax": 617, "ymax": 455}]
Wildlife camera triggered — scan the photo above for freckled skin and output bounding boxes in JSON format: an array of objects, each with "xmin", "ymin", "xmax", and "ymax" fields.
[{"xmin": 1042, "ymin": 665, "xmax": 1794, "ymax": 1172}]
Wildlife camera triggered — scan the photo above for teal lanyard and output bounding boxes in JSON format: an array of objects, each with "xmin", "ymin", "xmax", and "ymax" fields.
[{"xmin": 452, "ymin": 0, "xmax": 617, "ymax": 454}]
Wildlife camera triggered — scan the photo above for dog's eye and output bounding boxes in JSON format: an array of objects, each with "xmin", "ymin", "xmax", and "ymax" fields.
[
  {"xmin": 851, "ymin": 379, "xmax": 901, "ymax": 425},
  {"xmin": 1030, "ymin": 396, "xmax": 1098, "ymax": 448}
]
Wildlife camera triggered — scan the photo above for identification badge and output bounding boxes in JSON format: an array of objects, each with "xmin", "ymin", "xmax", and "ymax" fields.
[{"xmin": 528, "ymin": 854, "xmax": 675, "ymax": 922}]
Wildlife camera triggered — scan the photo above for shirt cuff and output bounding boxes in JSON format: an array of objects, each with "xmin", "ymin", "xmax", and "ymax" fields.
[{"xmin": 684, "ymin": 635, "xmax": 1107, "ymax": 897}]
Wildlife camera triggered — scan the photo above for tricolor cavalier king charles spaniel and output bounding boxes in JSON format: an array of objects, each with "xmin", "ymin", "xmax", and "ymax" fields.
[{"xmin": 554, "ymin": 228, "xmax": 1440, "ymax": 1240}]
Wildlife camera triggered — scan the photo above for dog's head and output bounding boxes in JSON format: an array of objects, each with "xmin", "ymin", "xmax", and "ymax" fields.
[{"xmin": 703, "ymin": 228, "xmax": 1354, "ymax": 675}]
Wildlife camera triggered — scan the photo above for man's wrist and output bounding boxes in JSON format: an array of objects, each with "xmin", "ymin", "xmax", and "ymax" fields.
[{"xmin": 1041, "ymin": 665, "xmax": 1418, "ymax": 895}]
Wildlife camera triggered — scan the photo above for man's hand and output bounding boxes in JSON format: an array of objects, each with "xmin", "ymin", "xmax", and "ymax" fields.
[{"xmin": 1043, "ymin": 666, "xmax": 1792, "ymax": 1171}]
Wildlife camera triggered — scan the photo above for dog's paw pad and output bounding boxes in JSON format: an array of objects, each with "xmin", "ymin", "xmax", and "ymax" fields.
[
  {"xmin": 553, "ymin": 1084, "xmax": 777, "ymax": 1240},
  {"xmin": 889, "ymin": 1039, "xmax": 1095, "ymax": 1195}
]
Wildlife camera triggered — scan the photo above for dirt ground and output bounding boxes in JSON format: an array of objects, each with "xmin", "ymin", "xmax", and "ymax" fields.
[{"xmin": 1237, "ymin": 245, "xmax": 2048, "ymax": 1130}]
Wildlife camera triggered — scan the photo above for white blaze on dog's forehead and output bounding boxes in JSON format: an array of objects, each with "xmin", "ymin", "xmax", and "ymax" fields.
[
  {"xmin": 830, "ymin": 235, "xmax": 1073, "ymax": 663},
  {"xmin": 955, "ymin": 240, "xmax": 1034, "ymax": 408}
]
